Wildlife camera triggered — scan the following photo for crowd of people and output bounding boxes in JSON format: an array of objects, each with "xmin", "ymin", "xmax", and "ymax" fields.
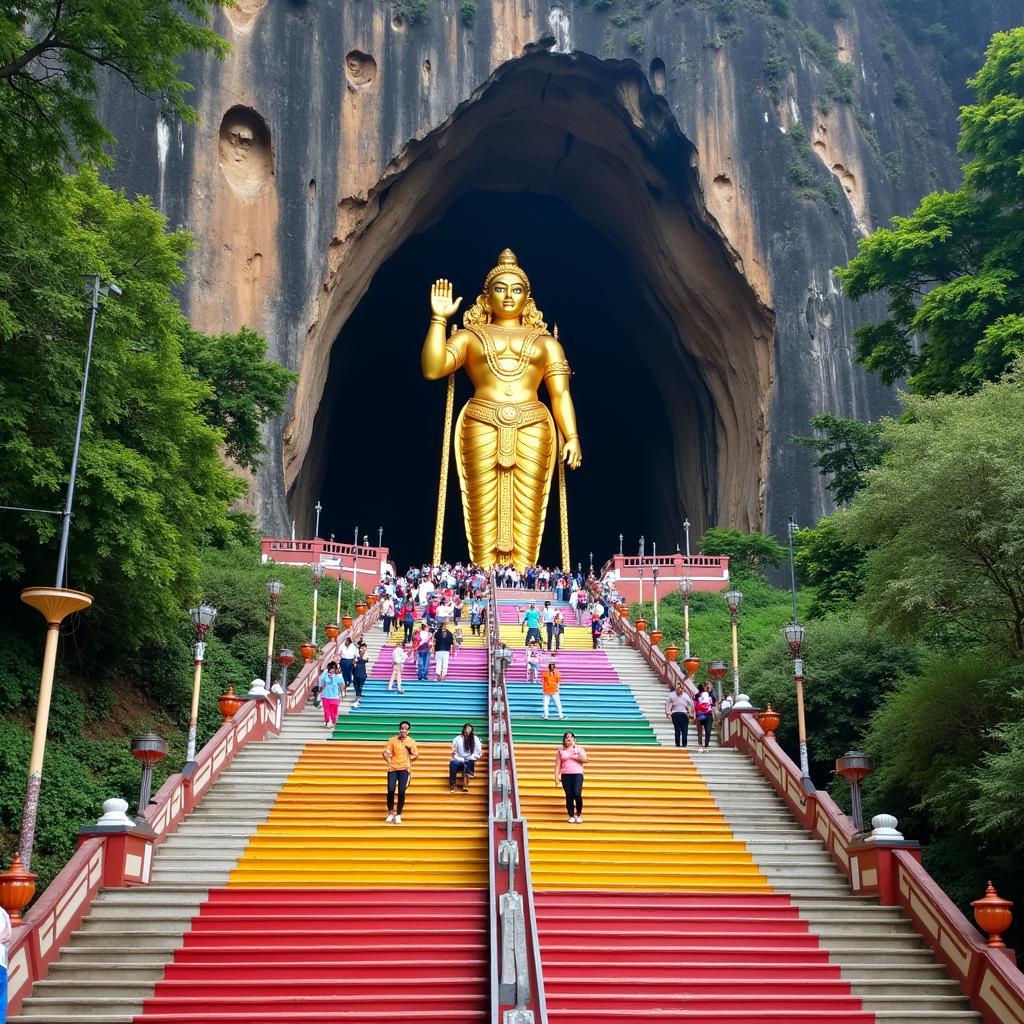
[{"xmin": 317, "ymin": 559, "xmax": 721, "ymax": 824}]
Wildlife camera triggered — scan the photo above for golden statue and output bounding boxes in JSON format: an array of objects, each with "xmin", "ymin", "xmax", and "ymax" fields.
[{"xmin": 422, "ymin": 249, "xmax": 582, "ymax": 569}]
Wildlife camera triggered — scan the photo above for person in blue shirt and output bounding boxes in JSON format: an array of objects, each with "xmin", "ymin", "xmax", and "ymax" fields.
[
  {"xmin": 319, "ymin": 661, "xmax": 343, "ymax": 728},
  {"xmin": 523, "ymin": 602, "xmax": 542, "ymax": 646}
]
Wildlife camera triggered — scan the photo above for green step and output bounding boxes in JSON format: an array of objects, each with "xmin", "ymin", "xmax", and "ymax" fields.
[
  {"xmin": 510, "ymin": 716, "xmax": 659, "ymax": 744},
  {"xmin": 331, "ymin": 713, "xmax": 487, "ymax": 742}
]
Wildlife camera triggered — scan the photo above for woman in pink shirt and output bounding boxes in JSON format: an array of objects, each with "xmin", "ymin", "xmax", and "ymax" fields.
[{"xmin": 554, "ymin": 730, "xmax": 588, "ymax": 824}]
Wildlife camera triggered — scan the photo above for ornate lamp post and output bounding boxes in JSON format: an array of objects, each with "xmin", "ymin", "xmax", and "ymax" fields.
[
  {"xmin": 618, "ymin": 533, "xmax": 623, "ymax": 556},
  {"xmin": 265, "ymin": 580, "xmax": 283, "ymax": 687},
  {"xmin": 637, "ymin": 535, "xmax": 645, "ymax": 606},
  {"xmin": 186, "ymin": 603, "xmax": 217, "ymax": 765},
  {"xmin": 783, "ymin": 621, "xmax": 812, "ymax": 790},
  {"xmin": 708, "ymin": 660, "xmax": 727, "ymax": 702},
  {"xmin": 683, "ymin": 517, "xmax": 691, "ymax": 557},
  {"xmin": 351, "ymin": 527, "xmax": 359, "ymax": 594},
  {"xmin": 378, "ymin": 525, "xmax": 383, "ymax": 548},
  {"xmin": 679, "ymin": 577, "xmax": 693, "ymax": 659},
  {"xmin": 310, "ymin": 562, "xmax": 325, "ymax": 645},
  {"xmin": 725, "ymin": 589, "xmax": 743, "ymax": 699},
  {"xmin": 836, "ymin": 752, "xmax": 872, "ymax": 832},
  {"xmin": 651, "ymin": 565, "xmax": 660, "ymax": 636},
  {"xmin": 131, "ymin": 732, "xmax": 168, "ymax": 823},
  {"xmin": 275, "ymin": 647, "xmax": 295, "ymax": 707},
  {"xmin": 314, "ymin": 500, "xmax": 322, "ymax": 539}
]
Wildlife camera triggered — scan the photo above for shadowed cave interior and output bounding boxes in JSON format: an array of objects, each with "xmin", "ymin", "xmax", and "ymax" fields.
[
  {"xmin": 316, "ymin": 191, "xmax": 710, "ymax": 570},
  {"xmin": 287, "ymin": 52, "xmax": 774, "ymax": 570}
]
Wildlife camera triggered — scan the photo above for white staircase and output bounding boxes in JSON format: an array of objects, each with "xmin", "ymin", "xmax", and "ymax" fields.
[{"xmin": 604, "ymin": 643, "xmax": 981, "ymax": 1022}]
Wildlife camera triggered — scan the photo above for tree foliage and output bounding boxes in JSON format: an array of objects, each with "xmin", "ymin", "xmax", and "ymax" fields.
[
  {"xmin": 181, "ymin": 327, "xmax": 296, "ymax": 472},
  {"xmin": 792, "ymin": 413, "xmax": 888, "ymax": 505},
  {"xmin": 699, "ymin": 528, "xmax": 787, "ymax": 576},
  {"xmin": 841, "ymin": 366, "xmax": 1024, "ymax": 656},
  {"xmin": 0, "ymin": 170, "xmax": 290, "ymax": 654},
  {"xmin": 839, "ymin": 28, "xmax": 1024, "ymax": 395},
  {"xmin": 793, "ymin": 514, "xmax": 867, "ymax": 616},
  {"xmin": 0, "ymin": 0, "xmax": 229, "ymax": 196},
  {"xmin": 744, "ymin": 610, "xmax": 915, "ymax": 781}
]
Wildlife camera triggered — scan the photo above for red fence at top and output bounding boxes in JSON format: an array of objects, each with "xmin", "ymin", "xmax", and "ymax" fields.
[
  {"xmin": 4, "ymin": 603, "xmax": 381, "ymax": 1018},
  {"xmin": 601, "ymin": 553, "xmax": 730, "ymax": 602},
  {"xmin": 261, "ymin": 537, "xmax": 394, "ymax": 588},
  {"xmin": 611, "ymin": 607, "xmax": 1024, "ymax": 1024}
]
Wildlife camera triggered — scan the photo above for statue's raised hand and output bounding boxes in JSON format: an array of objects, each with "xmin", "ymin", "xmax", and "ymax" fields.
[{"xmin": 430, "ymin": 279, "xmax": 462, "ymax": 320}]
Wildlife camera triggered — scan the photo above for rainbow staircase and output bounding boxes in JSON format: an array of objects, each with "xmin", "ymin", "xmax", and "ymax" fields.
[{"xmin": 9, "ymin": 584, "xmax": 988, "ymax": 1022}]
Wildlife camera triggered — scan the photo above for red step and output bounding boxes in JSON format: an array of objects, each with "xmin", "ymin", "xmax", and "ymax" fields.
[
  {"xmin": 534, "ymin": 891, "xmax": 874, "ymax": 1023},
  {"xmin": 136, "ymin": 889, "xmax": 487, "ymax": 1024}
]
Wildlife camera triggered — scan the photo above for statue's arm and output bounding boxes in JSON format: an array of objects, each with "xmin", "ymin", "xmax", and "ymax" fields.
[
  {"xmin": 422, "ymin": 278, "xmax": 466, "ymax": 380},
  {"xmin": 542, "ymin": 337, "xmax": 582, "ymax": 469}
]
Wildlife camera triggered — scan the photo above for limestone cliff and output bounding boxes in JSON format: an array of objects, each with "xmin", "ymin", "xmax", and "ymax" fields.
[{"xmin": 96, "ymin": 0, "xmax": 1022, "ymax": 549}]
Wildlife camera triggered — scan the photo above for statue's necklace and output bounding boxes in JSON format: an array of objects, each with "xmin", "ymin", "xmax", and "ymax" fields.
[{"xmin": 474, "ymin": 325, "xmax": 542, "ymax": 394}]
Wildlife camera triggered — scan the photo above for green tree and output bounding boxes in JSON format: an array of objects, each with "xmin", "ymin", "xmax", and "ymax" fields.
[
  {"xmin": 699, "ymin": 527, "xmax": 786, "ymax": 576},
  {"xmin": 0, "ymin": 0, "xmax": 229, "ymax": 196},
  {"xmin": 863, "ymin": 655, "xmax": 1024, "ymax": 924},
  {"xmin": 841, "ymin": 366, "xmax": 1024, "ymax": 655},
  {"xmin": 839, "ymin": 29, "xmax": 1024, "ymax": 395},
  {"xmin": 793, "ymin": 514, "xmax": 867, "ymax": 615},
  {"xmin": 744, "ymin": 611, "xmax": 915, "ymax": 781},
  {"xmin": 181, "ymin": 327, "xmax": 296, "ymax": 472},
  {"xmin": 792, "ymin": 413, "xmax": 888, "ymax": 505},
  {"xmin": 0, "ymin": 170, "xmax": 289, "ymax": 653}
]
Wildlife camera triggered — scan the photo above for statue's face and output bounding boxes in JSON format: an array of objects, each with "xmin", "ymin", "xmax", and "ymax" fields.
[{"xmin": 487, "ymin": 273, "xmax": 528, "ymax": 318}]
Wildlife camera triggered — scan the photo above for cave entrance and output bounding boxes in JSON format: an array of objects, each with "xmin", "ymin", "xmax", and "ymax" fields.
[{"xmin": 286, "ymin": 50, "xmax": 774, "ymax": 570}]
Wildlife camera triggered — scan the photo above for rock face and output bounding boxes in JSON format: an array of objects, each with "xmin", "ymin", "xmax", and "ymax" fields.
[{"xmin": 96, "ymin": 0, "xmax": 1019, "ymax": 549}]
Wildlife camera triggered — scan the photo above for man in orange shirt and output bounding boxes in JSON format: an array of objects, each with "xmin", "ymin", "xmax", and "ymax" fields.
[
  {"xmin": 541, "ymin": 661, "xmax": 565, "ymax": 720},
  {"xmin": 383, "ymin": 720, "xmax": 419, "ymax": 824}
]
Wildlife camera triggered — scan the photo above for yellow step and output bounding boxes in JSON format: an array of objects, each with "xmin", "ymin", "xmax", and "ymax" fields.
[{"xmin": 229, "ymin": 742, "xmax": 488, "ymax": 889}]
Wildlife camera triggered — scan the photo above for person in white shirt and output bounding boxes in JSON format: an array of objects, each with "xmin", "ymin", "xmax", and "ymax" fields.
[
  {"xmin": 338, "ymin": 637, "xmax": 358, "ymax": 697},
  {"xmin": 448, "ymin": 724, "xmax": 483, "ymax": 792},
  {"xmin": 388, "ymin": 644, "xmax": 408, "ymax": 693}
]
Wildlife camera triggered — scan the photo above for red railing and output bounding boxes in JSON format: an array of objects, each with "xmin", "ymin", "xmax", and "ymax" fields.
[
  {"xmin": 260, "ymin": 537, "xmax": 392, "ymax": 585},
  {"xmin": 603, "ymin": 552, "xmax": 730, "ymax": 602},
  {"xmin": 4, "ymin": 603, "xmax": 380, "ymax": 1017},
  {"xmin": 610, "ymin": 607, "xmax": 1024, "ymax": 1024}
]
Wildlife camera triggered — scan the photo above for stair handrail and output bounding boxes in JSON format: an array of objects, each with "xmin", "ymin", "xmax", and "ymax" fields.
[
  {"xmin": 486, "ymin": 573, "xmax": 548, "ymax": 1024},
  {"xmin": 3, "ymin": 599, "xmax": 382, "ymax": 1018},
  {"xmin": 610, "ymin": 605, "xmax": 1024, "ymax": 1024}
]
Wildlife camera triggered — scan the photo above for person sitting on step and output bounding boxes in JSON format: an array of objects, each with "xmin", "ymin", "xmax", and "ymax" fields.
[{"xmin": 449, "ymin": 723, "xmax": 482, "ymax": 792}]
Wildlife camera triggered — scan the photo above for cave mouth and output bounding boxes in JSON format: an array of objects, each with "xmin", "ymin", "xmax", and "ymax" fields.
[{"xmin": 287, "ymin": 50, "xmax": 774, "ymax": 569}]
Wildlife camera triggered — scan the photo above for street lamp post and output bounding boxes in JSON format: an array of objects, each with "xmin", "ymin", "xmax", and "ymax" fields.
[
  {"xmin": 618, "ymin": 533, "xmax": 623, "ymax": 556},
  {"xmin": 638, "ymin": 536, "xmax": 645, "ymax": 606},
  {"xmin": 786, "ymin": 515, "xmax": 799, "ymax": 621},
  {"xmin": 725, "ymin": 589, "xmax": 743, "ymax": 699},
  {"xmin": 130, "ymin": 732, "xmax": 168, "ymax": 824},
  {"xmin": 683, "ymin": 518, "xmax": 691, "ymax": 558},
  {"xmin": 708, "ymin": 660, "xmax": 727, "ymax": 703},
  {"xmin": 679, "ymin": 577, "xmax": 693, "ymax": 659},
  {"xmin": 378, "ymin": 526, "xmax": 383, "ymax": 548},
  {"xmin": 652, "ymin": 566, "xmax": 660, "ymax": 631},
  {"xmin": 186, "ymin": 604, "xmax": 217, "ymax": 764},
  {"xmin": 314, "ymin": 501, "xmax": 322, "ymax": 539},
  {"xmin": 311, "ymin": 563, "xmax": 325, "ymax": 645},
  {"xmin": 589, "ymin": 551, "xmax": 593, "ymax": 574},
  {"xmin": 275, "ymin": 647, "xmax": 295, "ymax": 709},
  {"xmin": 784, "ymin": 622, "xmax": 813, "ymax": 790},
  {"xmin": 265, "ymin": 581, "xmax": 283, "ymax": 687},
  {"xmin": 15, "ymin": 588, "xmax": 93, "ymax": 868}
]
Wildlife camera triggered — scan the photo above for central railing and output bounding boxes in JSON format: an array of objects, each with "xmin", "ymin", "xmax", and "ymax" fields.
[{"xmin": 486, "ymin": 574, "xmax": 547, "ymax": 1024}]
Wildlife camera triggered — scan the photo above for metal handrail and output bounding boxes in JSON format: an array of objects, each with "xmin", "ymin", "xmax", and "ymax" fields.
[{"xmin": 486, "ymin": 572, "xmax": 547, "ymax": 1024}]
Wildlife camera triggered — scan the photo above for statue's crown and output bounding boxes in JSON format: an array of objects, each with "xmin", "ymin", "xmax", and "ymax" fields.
[{"xmin": 483, "ymin": 248, "xmax": 530, "ymax": 293}]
